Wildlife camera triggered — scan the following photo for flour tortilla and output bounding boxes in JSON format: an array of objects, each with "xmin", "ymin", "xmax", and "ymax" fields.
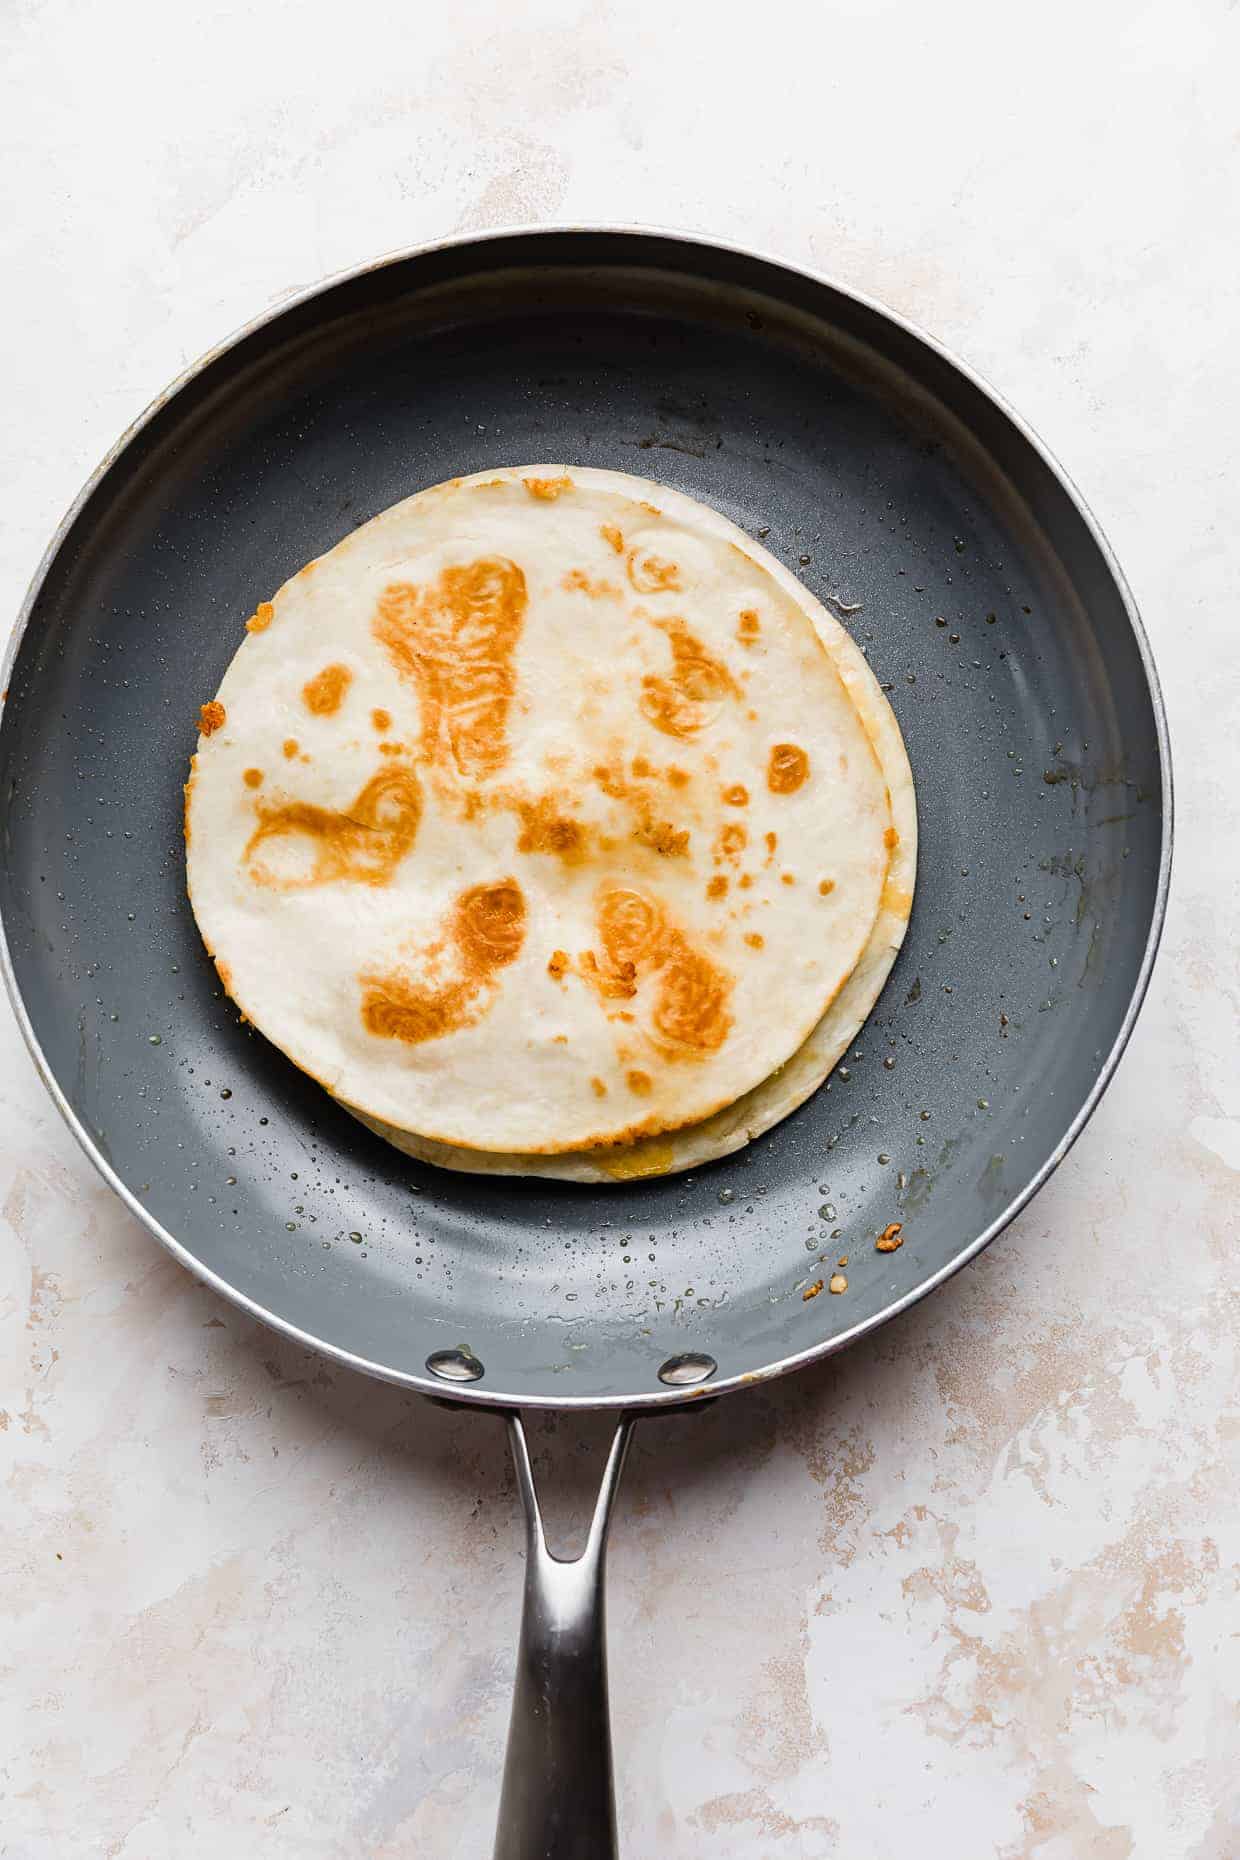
[
  {"xmin": 359, "ymin": 483, "xmax": 916, "ymax": 1179},
  {"xmin": 186, "ymin": 465, "xmax": 907, "ymax": 1160}
]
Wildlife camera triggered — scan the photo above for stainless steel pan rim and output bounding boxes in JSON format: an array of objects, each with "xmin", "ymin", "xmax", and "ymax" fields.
[{"xmin": 0, "ymin": 222, "xmax": 1173, "ymax": 1413}]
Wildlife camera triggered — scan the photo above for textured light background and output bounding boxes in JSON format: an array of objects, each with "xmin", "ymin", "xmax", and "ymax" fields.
[{"xmin": 1, "ymin": 2, "xmax": 1237, "ymax": 1855}]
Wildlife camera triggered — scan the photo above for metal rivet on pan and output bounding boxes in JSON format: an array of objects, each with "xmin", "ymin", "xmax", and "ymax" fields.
[
  {"xmin": 657, "ymin": 1352, "xmax": 717, "ymax": 1387},
  {"xmin": 426, "ymin": 1347, "xmax": 484, "ymax": 1383}
]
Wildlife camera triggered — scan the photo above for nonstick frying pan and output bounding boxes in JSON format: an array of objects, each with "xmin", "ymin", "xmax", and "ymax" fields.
[{"xmin": 0, "ymin": 229, "xmax": 1170, "ymax": 1857}]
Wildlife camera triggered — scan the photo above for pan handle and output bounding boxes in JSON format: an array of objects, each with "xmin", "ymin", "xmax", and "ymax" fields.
[{"xmin": 494, "ymin": 1412, "xmax": 634, "ymax": 1860}]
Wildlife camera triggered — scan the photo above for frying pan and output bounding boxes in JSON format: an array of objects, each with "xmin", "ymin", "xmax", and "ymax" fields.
[{"xmin": 0, "ymin": 228, "xmax": 1170, "ymax": 1856}]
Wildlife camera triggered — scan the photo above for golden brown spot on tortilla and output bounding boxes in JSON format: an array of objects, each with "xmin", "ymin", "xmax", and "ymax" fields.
[
  {"xmin": 590, "ymin": 758, "xmax": 690, "ymax": 861},
  {"xmin": 420, "ymin": 933, "xmax": 447, "ymax": 970},
  {"xmin": 666, "ymin": 764, "xmax": 689, "ymax": 789},
  {"xmin": 716, "ymin": 822, "xmax": 747, "ymax": 863},
  {"xmin": 371, "ymin": 708, "xmax": 391, "ymax": 732},
  {"xmin": 598, "ymin": 885, "xmax": 667, "ymax": 970},
  {"xmin": 245, "ymin": 764, "xmax": 422, "ymax": 889},
  {"xmin": 517, "ymin": 794, "xmax": 589, "ymax": 864},
  {"xmin": 738, "ymin": 872, "xmax": 753, "ymax": 889},
  {"xmin": 737, "ymin": 608, "xmax": 761, "ymax": 642},
  {"xmin": 589, "ymin": 884, "xmax": 734, "ymax": 1060},
  {"xmin": 639, "ymin": 501, "xmax": 662, "ymax": 518},
  {"xmin": 199, "ymin": 700, "xmax": 226, "ymax": 737},
  {"xmin": 591, "ymin": 1076, "xmax": 607, "ymax": 1097},
  {"xmin": 707, "ymin": 875, "xmax": 728, "ymax": 900},
  {"xmin": 245, "ymin": 602, "xmax": 274, "ymax": 633},
  {"xmin": 633, "ymin": 817, "xmax": 690, "ymax": 858},
  {"xmin": 884, "ymin": 826, "xmax": 900, "ymax": 850},
  {"xmin": 880, "ymin": 878, "xmax": 914, "ymax": 918},
  {"xmin": 764, "ymin": 830, "xmax": 777, "ymax": 863},
  {"xmin": 627, "ymin": 1069, "xmax": 653, "ymax": 1096},
  {"xmin": 819, "ymin": 878, "xmax": 836, "ymax": 896},
  {"xmin": 600, "ymin": 523, "xmax": 625, "ymax": 554},
  {"xmin": 283, "ymin": 738, "xmax": 299, "ymax": 759},
  {"xmin": 627, "ymin": 548, "xmax": 682, "ymax": 594},
  {"xmin": 781, "ymin": 872, "xmax": 796, "ymax": 886},
  {"xmin": 745, "ymin": 932, "xmax": 764, "ymax": 949},
  {"xmin": 578, "ymin": 948, "xmax": 638, "ymax": 1002},
  {"xmin": 524, "ymin": 474, "xmax": 572, "ymax": 501},
  {"xmin": 768, "ymin": 742, "xmax": 810, "ymax": 794},
  {"xmin": 360, "ymin": 878, "xmax": 525, "ymax": 1045},
  {"xmin": 302, "ymin": 662, "xmax": 352, "ymax": 717},
  {"xmin": 652, "ymin": 938, "xmax": 732, "ymax": 1057},
  {"xmin": 640, "ymin": 616, "xmax": 739, "ymax": 739},
  {"xmin": 374, "ymin": 556, "xmax": 527, "ymax": 781},
  {"xmin": 243, "ymin": 768, "xmax": 263, "ymax": 789},
  {"xmin": 562, "ymin": 568, "xmax": 620, "ymax": 598},
  {"xmin": 547, "ymin": 949, "xmax": 570, "ymax": 981},
  {"xmin": 723, "ymin": 783, "xmax": 749, "ymax": 806},
  {"xmin": 455, "ymin": 878, "xmax": 525, "ymax": 971}
]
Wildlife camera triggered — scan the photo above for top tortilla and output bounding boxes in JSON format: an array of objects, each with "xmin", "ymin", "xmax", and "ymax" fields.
[
  {"xmin": 359, "ymin": 473, "xmax": 917, "ymax": 1181},
  {"xmin": 185, "ymin": 466, "xmax": 900, "ymax": 1156}
]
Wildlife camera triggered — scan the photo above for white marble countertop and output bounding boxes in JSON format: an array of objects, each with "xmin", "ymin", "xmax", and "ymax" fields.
[{"xmin": 2, "ymin": 2, "xmax": 1236, "ymax": 1854}]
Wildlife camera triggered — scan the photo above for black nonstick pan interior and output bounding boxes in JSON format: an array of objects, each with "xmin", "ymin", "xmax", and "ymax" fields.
[{"xmin": 0, "ymin": 231, "xmax": 1169, "ymax": 1407}]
